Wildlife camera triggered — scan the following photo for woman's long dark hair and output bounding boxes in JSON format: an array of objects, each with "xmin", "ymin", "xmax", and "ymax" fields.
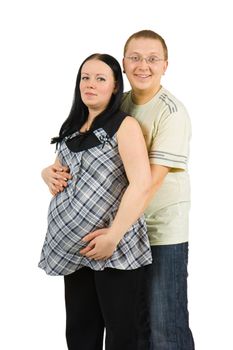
[{"xmin": 51, "ymin": 53, "xmax": 124, "ymax": 144}]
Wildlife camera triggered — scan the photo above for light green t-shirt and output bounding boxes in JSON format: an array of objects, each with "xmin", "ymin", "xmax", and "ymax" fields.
[{"xmin": 121, "ymin": 87, "xmax": 191, "ymax": 245}]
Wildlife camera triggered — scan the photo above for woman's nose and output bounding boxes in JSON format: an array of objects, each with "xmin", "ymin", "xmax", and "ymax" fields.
[{"xmin": 87, "ymin": 78, "xmax": 96, "ymax": 88}]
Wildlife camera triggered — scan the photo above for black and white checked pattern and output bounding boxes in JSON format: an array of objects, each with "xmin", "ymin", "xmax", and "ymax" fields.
[{"xmin": 39, "ymin": 128, "xmax": 152, "ymax": 276}]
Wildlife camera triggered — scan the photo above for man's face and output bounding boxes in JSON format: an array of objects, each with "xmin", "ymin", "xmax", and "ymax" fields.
[{"xmin": 123, "ymin": 38, "xmax": 168, "ymax": 93}]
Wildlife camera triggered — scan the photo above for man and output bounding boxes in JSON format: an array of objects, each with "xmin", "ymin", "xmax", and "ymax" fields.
[{"xmin": 42, "ymin": 30, "xmax": 195, "ymax": 350}]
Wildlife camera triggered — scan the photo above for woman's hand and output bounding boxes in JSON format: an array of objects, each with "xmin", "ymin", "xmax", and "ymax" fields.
[
  {"xmin": 80, "ymin": 228, "xmax": 119, "ymax": 260},
  {"xmin": 41, "ymin": 163, "xmax": 71, "ymax": 195}
]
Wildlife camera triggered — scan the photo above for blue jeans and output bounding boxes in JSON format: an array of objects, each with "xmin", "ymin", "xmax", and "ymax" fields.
[{"xmin": 139, "ymin": 242, "xmax": 195, "ymax": 350}]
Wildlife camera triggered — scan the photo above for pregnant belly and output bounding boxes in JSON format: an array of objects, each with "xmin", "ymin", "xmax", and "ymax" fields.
[{"xmin": 47, "ymin": 192, "xmax": 109, "ymax": 254}]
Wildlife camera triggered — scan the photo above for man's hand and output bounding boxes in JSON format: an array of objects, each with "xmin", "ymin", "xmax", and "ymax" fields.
[{"xmin": 41, "ymin": 164, "xmax": 71, "ymax": 195}]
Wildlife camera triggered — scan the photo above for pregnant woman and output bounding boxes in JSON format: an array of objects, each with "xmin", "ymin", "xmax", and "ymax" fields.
[{"xmin": 38, "ymin": 53, "xmax": 152, "ymax": 350}]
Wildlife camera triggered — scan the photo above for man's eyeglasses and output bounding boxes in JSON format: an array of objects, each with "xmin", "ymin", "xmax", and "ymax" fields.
[{"xmin": 125, "ymin": 55, "xmax": 164, "ymax": 64}]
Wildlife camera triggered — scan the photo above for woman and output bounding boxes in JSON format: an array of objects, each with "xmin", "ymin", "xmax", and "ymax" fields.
[{"xmin": 39, "ymin": 53, "xmax": 152, "ymax": 350}]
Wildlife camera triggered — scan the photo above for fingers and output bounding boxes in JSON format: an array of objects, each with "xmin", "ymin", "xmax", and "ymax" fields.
[
  {"xmin": 81, "ymin": 243, "xmax": 109, "ymax": 260},
  {"xmin": 54, "ymin": 170, "xmax": 72, "ymax": 182},
  {"xmin": 50, "ymin": 185, "xmax": 61, "ymax": 195},
  {"xmin": 79, "ymin": 243, "xmax": 108, "ymax": 261},
  {"xmin": 56, "ymin": 169, "xmax": 71, "ymax": 183},
  {"xmin": 49, "ymin": 188, "xmax": 57, "ymax": 196},
  {"xmin": 82, "ymin": 230, "xmax": 105, "ymax": 243},
  {"xmin": 84, "ymin": 249, "xmax": 108, "ymax": 260},
  {"xmin": 51, "ymin": 189, "xmax": 57, "ymax": 196},
  {"xmin": 79, "ymin": 245, "xmax": 94, "ymax": 255},
  {"xmin": 50, "ymin": 171, "xmax": 72, "ymax": 193},
  {"xmin": 92, "ymin": 255, "xmax": 108, "ymax": 260},
  {"xmin": 60, "ymin": 165, "xmax": 70, "ymax": 173},
  {"xmin": 53, "ymin": 178, "xmax": 68, "ymax": 189},
  {"xmin": 52, "ymin": 165, "xmax": 70, "ymax": 173},
  {"xmin": 42, "ymin": 164, "xmax": 72, "ymax": 195}
]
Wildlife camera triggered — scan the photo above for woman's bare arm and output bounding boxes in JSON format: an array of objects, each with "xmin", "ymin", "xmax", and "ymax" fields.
[{"xmin": 80, "ymin": 117, "xmax": 152, "ymax": 259}]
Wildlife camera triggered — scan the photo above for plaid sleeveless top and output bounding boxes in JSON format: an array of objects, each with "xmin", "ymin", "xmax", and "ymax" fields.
[{"xmin": 38, "ymin": 112, "xmax": 152, "ymax": 275}]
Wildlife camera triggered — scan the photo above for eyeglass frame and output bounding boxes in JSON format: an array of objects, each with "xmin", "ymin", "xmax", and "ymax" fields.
[{"xmin": 124, "ymin": 54, "xmax": 165, "ymax": 64}]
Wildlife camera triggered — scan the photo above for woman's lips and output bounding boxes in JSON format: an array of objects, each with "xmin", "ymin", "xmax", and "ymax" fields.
[{"xmin": 84, "ymin": 92, "xmax": 97, "ymax": 97}]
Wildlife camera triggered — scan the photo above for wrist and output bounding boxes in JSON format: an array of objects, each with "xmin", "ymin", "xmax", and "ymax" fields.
[{"xmin": 107, "ymin": 229, "xmax": 124, "ymax": 246}]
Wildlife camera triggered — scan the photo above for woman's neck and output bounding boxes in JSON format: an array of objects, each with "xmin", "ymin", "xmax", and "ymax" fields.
[{"xmin": 80, "ymin": 109, "xmax": 101, "ymax": 132}]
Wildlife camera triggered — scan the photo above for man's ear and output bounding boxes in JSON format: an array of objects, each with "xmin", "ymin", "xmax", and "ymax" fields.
[{"xmin": 163, "ymin": 60, "xmax": 168, "ymax": 75}]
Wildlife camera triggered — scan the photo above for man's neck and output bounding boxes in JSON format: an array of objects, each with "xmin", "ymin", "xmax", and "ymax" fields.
[{"xmin": 131, "ymin": 85, "xmax": 162, "ymax": 105}]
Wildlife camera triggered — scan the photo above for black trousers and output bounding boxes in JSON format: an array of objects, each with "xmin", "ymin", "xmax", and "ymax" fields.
[{"xmin": 64, "ymin": 266, "xmax": 145, "ymax": 350}]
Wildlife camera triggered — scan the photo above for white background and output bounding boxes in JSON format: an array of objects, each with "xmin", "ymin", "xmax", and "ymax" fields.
[{"xmin": 1, "ymin": 0, "xmax": 232, "ymax": 349}]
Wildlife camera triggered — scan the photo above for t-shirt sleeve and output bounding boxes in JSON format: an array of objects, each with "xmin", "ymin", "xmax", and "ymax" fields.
[{"xmin": 149, "ymin": 108, "xmax": 191, "ymax": 171}]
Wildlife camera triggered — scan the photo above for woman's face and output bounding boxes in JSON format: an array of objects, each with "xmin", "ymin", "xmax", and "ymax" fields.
[{"xmin": 80, "ymin": 59, "xmax": 116, "ymax": 113}]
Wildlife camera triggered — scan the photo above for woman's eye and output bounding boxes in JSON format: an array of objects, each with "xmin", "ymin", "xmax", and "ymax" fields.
[
  {"xmin": 81, "ymin": 76, "xmax": 89, "ymax": 80},
  {"xmin": 97, "ymin": 77, "xmax": 106, "ymax": 81}
]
